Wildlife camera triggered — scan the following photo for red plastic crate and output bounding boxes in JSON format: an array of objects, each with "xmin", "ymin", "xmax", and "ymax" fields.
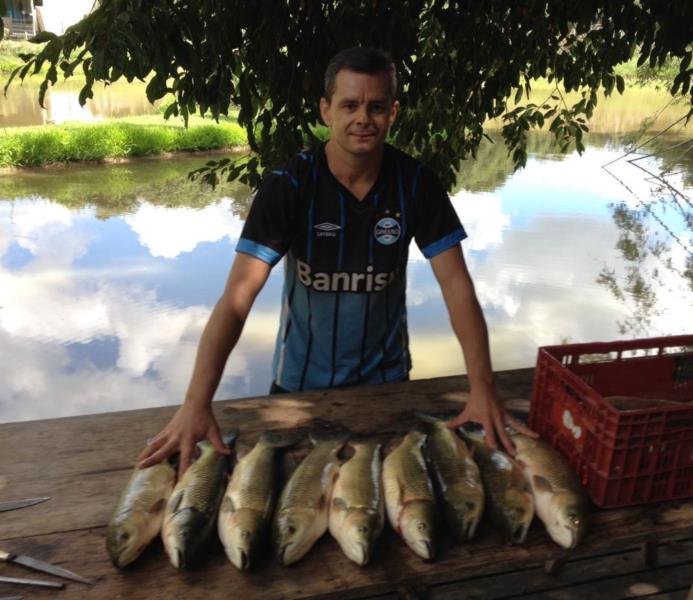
[{"xmin": 528, "ymin": 335, "xmax": 693, "ymax": 508}]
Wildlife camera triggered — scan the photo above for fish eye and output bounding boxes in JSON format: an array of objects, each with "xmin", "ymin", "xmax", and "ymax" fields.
[
  {"xmin": 417, "ymin": 522, "xmax": 427, "ymax": 532},
  {"xmin": 465, "ymin": 502, "xmax": 476, "ymax": 511},
  {"xmin": 241, "ymin": 530, "xmax": 251, "ymax": 540},
  {"xmin": 516, "ymin": 507, "xmax": 525, "ymax": 516},
  {"xmin": 287, "ymin": 526, "xmax": 296, "ymax": 535},
  {"xmin": 119, "ymin": 532, "xmax": 130, "ymax": 542}
]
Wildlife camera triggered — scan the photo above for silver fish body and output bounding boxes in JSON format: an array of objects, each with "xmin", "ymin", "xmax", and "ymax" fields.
[
  {"xmin": 273, "ymin": 431, "xmax": 347, "ymax": 565},
  {"xmin": 218, "ymin": 431, "xmax": 295, "ymax": 570},
  {"xmin": 328, "ymin": 441, "xmax": 384, "ymax": 566},
  {"xmin": 161, "ymin": 440, "xmax": 230, "ymax": 568},
  {"xmin": 461, "ymin": 429, "xmax": 534, "ymax": 544},
  {"xmin": 421, "ymin": 417, "xmax": 484, "ymax": 541},
  {"xmin": 106, "ymin": 461, "xmax": 176, "ymax": 568},
  {"xmin": 512, "ymin": 433, "xmax": 588, "ymax": 549},
  {"xmin": 382, "ymin": 431, "xmax": 438, "ymax": 560}
]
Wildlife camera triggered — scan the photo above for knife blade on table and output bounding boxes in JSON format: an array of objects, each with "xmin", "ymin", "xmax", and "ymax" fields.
[
  {"xmin": 0, "ymin": 498, "xmax": 50, "ymax": 513},
  {"xmin": 0, "ymin": 575, "xmax": 64, "ymax": 589},
  {"xmin": 0, "ymin": 549, "xmax": 92, "ymax": 585}
]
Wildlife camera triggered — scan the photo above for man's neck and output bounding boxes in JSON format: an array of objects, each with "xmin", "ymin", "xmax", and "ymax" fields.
[{"xmin": 324, "ymin": 140, "xmax": 385, "ymax": 199}]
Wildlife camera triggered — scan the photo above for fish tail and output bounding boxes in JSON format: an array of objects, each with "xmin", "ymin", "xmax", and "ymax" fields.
[
  {"xmin": 259, "ymin": 429, "xmax": 304, "ymax": 448},
  {"xmin": 222, "ymin": 430, "xmax": 239, "ymax": 448},
  {"xmin": 308, "ymin": 425, "xmax": 350, "ymax": 447}
]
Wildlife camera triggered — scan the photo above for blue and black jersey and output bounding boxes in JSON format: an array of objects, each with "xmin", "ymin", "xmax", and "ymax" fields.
[{"xmin": 237, "ymin": 143, "xmax": 467, "ymax": 391}]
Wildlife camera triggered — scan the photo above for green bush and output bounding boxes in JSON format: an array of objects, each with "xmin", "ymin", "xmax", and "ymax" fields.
[{"xmin": 0, "ymin": 119, "xmax": 247, "ymax": 167}]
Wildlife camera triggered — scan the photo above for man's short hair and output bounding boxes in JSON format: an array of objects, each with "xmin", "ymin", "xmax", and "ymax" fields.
[{"xmin": 324, "ymin": 47, "xmax": 397, "ymax": 103}]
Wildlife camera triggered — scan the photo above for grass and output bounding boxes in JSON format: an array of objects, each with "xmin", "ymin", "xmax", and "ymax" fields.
[{"xmin": 0, "ymin": 114, "xmax": 247, "ymax": 167}]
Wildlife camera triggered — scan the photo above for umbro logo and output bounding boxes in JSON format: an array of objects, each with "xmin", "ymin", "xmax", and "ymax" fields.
[{"xmin": 314, "ymin": 222, "xmax": 341, "ymax": 237}]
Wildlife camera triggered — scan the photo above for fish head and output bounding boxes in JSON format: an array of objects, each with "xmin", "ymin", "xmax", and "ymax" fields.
[
  {"xmin": 223, "ymin": 508, "xmax": 266, "ymax": 570},
  {"xmin": 445, "ymin": 487, "xmax": 484, "ymax": 541},
  {"xmin": 545, "ymin": 493, "xmax": 588, "ymax": 549},
  {"xmin": 399, "ymin": 500, "xmax": 437, "ymax": 560},
  {"xmin": 162, "ymin": 508, "xmax": 209, "ymax": 569},
  {"xmin": 274, "ymin": 508, "xmax": 317, "ymax": 565},
  {"xmin": 106, "ymin": 511, "xmax": 150, "ymax": 568},
  {"xmin": 499, "ymin": 489, "xmax": 534, "ymax": 544},
  {"xmin": 338, "ymin": 508, "xmax": 381, "ymax": 566}
]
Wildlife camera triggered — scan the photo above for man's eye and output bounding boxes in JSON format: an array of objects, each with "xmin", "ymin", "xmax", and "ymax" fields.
[{"xmin": 371, "ymin": 105, "xmax": 386, "ymax": 113}]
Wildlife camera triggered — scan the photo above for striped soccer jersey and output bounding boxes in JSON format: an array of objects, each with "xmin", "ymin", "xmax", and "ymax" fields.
[{"xmin": 236, "ymin": 143, "xmax": 467, "ymax": 391}]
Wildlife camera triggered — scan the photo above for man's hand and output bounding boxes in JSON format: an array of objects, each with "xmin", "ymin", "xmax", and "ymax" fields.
[
  {"xmin": 136, "ymin": 403, "xmax": 230, "ymax": 478},
  {"xmin": 445, "ymin": 384, "xmax": 538, "ymax": 455}
]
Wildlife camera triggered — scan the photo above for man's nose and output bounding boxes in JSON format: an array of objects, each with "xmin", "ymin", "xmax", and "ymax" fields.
[{"xmin": 355, "ymin": 104, "xmax": 370, "ymax": 124}]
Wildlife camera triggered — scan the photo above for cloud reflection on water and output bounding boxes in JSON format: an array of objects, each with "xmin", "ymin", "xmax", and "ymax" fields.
[{"xmin": 1, "ymin": 144, "xmax": 691, "ymax": 422}]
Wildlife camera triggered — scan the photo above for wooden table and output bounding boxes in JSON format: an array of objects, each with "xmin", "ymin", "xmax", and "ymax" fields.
[{"xmin": 1, "ymin": 368, "xmax": 692, "ymax": 599}]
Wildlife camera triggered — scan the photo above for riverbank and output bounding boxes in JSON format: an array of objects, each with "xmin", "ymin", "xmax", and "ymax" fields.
[{"xmin": 0, "ymin": 114, "xmax": 247, "ymax": 167}]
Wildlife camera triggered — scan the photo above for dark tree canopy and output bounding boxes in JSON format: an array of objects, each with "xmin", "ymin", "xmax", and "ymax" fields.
[{"xmin": 3, "ymin": 0, "xmax": 693, "ymax": 190}]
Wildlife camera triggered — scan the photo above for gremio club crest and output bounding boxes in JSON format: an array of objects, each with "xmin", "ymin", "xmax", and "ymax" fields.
[{"xmin": 374, "ymin": 217, "xmax": 401, "ymax": 245}]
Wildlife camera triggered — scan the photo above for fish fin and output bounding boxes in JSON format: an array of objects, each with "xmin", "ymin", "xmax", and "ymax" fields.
[
  {"xmin": 150, "ymin": 498, "xmax": 167, "ymax": 515},
  {"xmin": 412, "ymin": 411, "xmax": 442, "ymax": 425},
  {"xmin": 168, "ymin": 489, "xmax": 184, "ymax": 513},
  {"xmin": 317, "ymin": 493, "xmax": 328, "ymax": 511},
  {"xmin": 332, "ymin": 497, "xmax": 348, "ymax": 511},
  {"xmin": 220, "ymin": 495, "xmax": 235, "ymax": 514},
  {"xmin": 259, "ymin": 429, "xmax": 304, "ymax": 448},
  {"xmin": 533, "ymin": 475, "xmax": 554, "ymax": 493}
]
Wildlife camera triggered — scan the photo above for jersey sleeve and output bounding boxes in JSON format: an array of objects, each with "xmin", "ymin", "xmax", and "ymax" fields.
[
  {"xmin": 236, "ymin": 171, "xmax": 298, "ymax": 267},
  {"xmin": 413, "ymin": 166, "xmax": 467, "ymax": 259}
]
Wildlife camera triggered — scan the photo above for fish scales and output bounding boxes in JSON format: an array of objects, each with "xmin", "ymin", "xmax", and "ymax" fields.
[
  {"xmin": 230, "ymin": 443, "xmax": 275, "ymax": 509},
  {"xmin": 398, "ymin": 435, "xmax": 435, "ymax": 501},
  {"xmin": 337, "ymin": 443, "xmax": 381, "ymax": 507},
  {"xmin": 281, "ymin": 444, "xmax": 339, "ymax": 506}
]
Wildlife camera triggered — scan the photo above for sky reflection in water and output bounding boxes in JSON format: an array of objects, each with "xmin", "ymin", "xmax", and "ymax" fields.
[{"xmin": 1, "ymin": 139, "xmax": 691, "ymax": 422}]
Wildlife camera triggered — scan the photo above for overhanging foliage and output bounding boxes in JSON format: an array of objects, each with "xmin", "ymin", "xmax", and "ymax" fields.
[{"xmin": 3, "ymin": 1, "xmax": 693, "ymax": 190}]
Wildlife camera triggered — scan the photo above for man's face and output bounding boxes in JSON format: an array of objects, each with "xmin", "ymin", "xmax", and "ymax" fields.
[{"xmin": 320, "ymin": 69, "xmax": 399, "ymax": 159}]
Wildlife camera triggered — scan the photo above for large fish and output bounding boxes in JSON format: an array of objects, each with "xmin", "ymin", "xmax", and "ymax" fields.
[
  {"xmin": 218, "ymin": 431, "xmax": 298, "ymax": 570},
  {"xmin": 382, "ymin": 430, "xmax": 438, "ymax": 560},
  {"xmin": 161, "ymin": 435, "xmax": 234, "ymax": 568},
  {"xmin": 417, "ymin": 414, "xmax": 484, "ymax": 541},
  {"xmin": 512, "ymin": 432, "xmax": 588, "ymax": 549},
  {"xmin": 460, "ymin": 427, "xmax": 534, "ymax": 544},
  {"xmin": 273, "ymin": 429, "xmax": 348, "ymax": 565},
  {"xmin": 106, "ymin": 460, "xmax": 176, "ymax": 568},
  {"xmin": 328, "ymin": 440, "xmax": 384, "ymax": 566}
]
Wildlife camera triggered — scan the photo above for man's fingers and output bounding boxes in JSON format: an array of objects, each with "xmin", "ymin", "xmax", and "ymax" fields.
[
  {"xmin": 495, "ymin": 414, "xmax": 516, "ymax": 456},
  {"xmin": 178, "ymin": 443, "xmax": 194, "ymax": 479},
  {"xmin": 445, "ymin": 410, "xmax": 470, "ymax": 430},
  {"xmin": 138, "ymin": 440, "xmax": 177, "ymax": 469},
  {"xmin": 209, "ymin": 428, "xmax": 231, "ymax": 455},
  {"xmin": 506, "ymin": 415, "xmax": 539, "ymax": 438},
  {"xmin": 482, "ymin": 418, "xmax": 499, "ymax": 450}
]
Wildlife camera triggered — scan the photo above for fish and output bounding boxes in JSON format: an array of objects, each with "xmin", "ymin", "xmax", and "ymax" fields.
[
  {"xmin": 161, "ymin": 434, "xmax": 235, "ymax": 568},
  {"xmin": 328, "ymin": 440, "xmax": 384, "ymax": 566},
  {"xmin": 416, "ymin": 413, "xmax": 484, "ymax": 541},
  {"xmin": 382, "ymin": 430, "xmax": 438, "ymax": 560},
  {"xmin": 273, "ymin": 429, "xmax": 348, "ymax": 565},
  {"xmin": 218, "ymin": 431, "xmax": 299, "ymax": 570},
  {"xmin": 106, "ymin": 460, "xmax": 176, "ymax": 568},
  {"xmin": 460, "ymin": 427, "xmax": 534, "ymax": 544},
  {"xmin": 512, "ymin": 432, "xmax": 588, "ymax": 549}
]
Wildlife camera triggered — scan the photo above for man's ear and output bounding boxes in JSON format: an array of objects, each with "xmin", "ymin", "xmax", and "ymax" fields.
[
  {"xmin": 389, "ymin": 100, "xmax": 400, "ymax": 128},
  {"xmin": 319, "ymin": 97, "xmax": 331, "ymax": 126}
]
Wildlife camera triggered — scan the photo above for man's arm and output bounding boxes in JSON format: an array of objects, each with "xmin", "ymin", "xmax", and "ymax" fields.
[
  {"xmin": 137, "ymin": 252, "xmax": 272, "ymax": 475},
  {"xmin": 429, "ymin": 244, "xmax": 536, "ymax": 454}
]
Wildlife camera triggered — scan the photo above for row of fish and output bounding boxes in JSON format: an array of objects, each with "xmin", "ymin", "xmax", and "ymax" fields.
[{"xmin": 106, "ymin": 416, "xmax": 588, "ymax": 570}]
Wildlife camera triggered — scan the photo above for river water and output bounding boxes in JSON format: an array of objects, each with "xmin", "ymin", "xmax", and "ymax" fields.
[{"xmin": 0, "ymin": 89, "xmax": 691, "ymax": 423}]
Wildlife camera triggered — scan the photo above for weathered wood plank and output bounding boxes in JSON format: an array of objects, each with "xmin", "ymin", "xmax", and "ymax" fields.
[
  {"xmin": 427, "ymin": 538, "xmax": 693, "ymax": 599},
  {"xmin": 0, "ymin": 369, "xmax": 691, "ymax": 600}
]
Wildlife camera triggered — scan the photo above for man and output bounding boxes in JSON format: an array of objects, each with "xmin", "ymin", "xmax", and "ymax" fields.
[{"xmin": 138, "ymin": 47, "xmax": 535, "ymax": 476}]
